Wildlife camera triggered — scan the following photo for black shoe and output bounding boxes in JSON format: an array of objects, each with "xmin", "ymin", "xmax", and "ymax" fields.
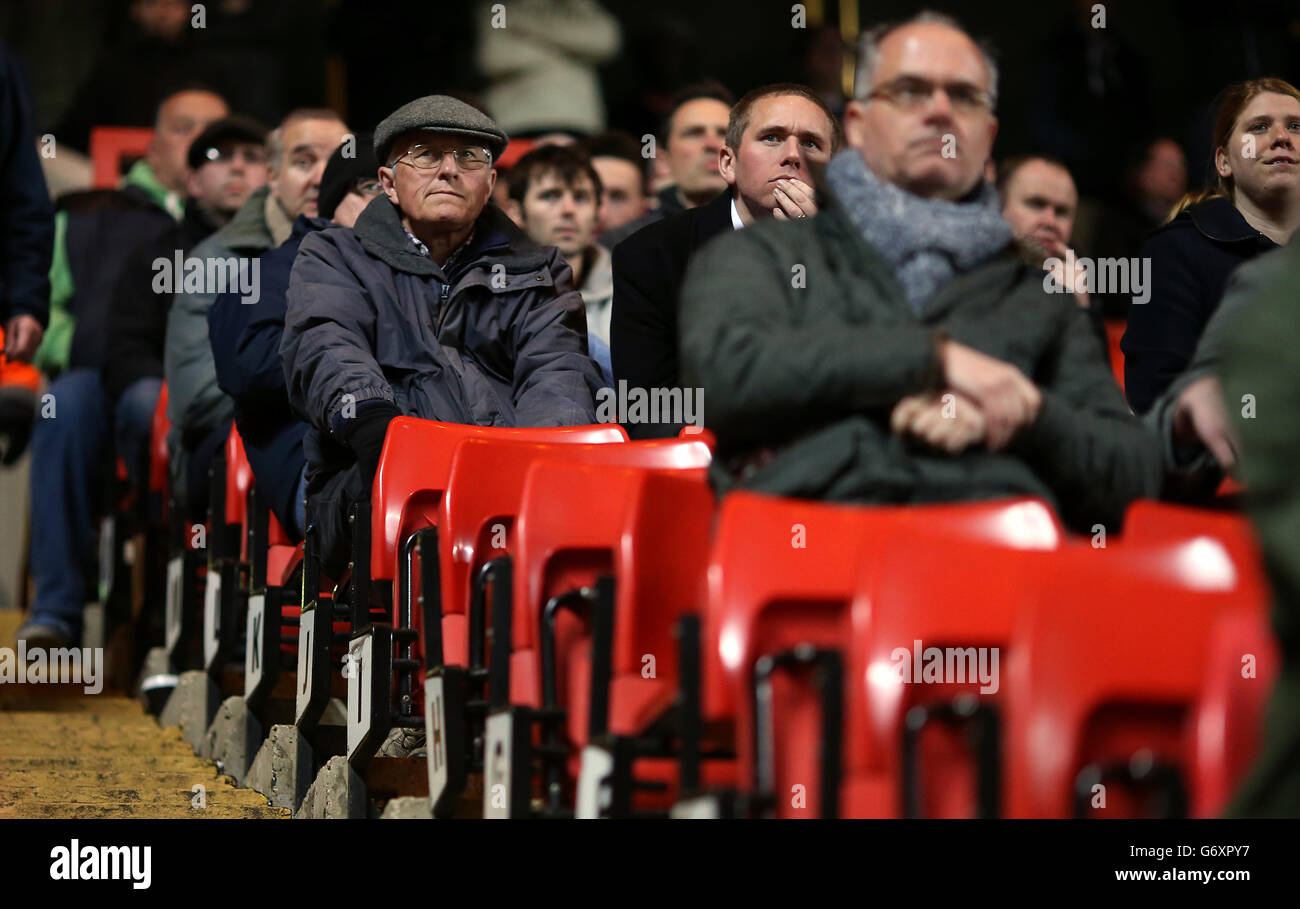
[{"xmin": 15, "ymin": 618, "xmax": 75, "ymax": 650}]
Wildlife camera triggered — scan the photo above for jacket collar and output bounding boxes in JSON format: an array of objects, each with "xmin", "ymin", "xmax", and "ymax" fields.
[
  {"xmin": 1185, "ymin": 195, "xmax": 1274, "ymax": 246},
  {"xmin": 210, "ymin": 185, "xmax": 279, "ymax": 254},
  {"xmin": 353, "ymin": 196, "xmax": 549, "ymax": 279}
]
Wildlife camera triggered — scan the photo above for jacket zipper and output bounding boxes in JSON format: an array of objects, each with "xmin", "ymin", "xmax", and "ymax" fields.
[{"xmin": 435, "ymin": 281, "xmax": 450, "ymax": 334}]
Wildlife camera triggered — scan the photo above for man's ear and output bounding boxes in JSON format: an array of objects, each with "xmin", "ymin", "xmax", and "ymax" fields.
[
  {"xmin": 379, "ymin": 165, "xmax": 400, "ymax": 205},
  {"xmin": 718, "ymin": 145, "xmax": 737, "ymax": 187},
  {"xmin": 842, "ymin": 99, "xmax": 869, "ymax": 151},
  {"xmin": 185, "ymin": 168, "xmax": 202, "ymax": 199}
]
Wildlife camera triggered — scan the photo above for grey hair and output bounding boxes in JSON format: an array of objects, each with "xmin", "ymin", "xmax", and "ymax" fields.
[
  {"xmin": 266, "ymin": 108, "xmax": 347, "ymax": 173},
  {"xmin": 853, "ymin": 11, "xmax": 999, "ymax": 109}
]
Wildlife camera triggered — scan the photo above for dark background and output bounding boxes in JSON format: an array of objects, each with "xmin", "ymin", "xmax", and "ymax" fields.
[{"xmin": 3, "ymin": 0, "xmax": 1299, "ymax": 194}]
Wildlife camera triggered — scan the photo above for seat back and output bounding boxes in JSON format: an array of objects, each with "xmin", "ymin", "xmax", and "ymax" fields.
[
  {"xmin": 699, "ymin": 491, "xmax": 894, "ymax": 816},
  {"xmin": 90, "ymin": 126, "xmax": 154, "ymax": 189},
  {"xmin": 509, "ymin": 460, "xmax": 713, "ymax": 745},
  {"xmin": 149, "ymin": 383, "xmax": 171, "ymax": 518},
  {"xmin": 371, "ymin": 417, "xmax": 626, "ymax": 590},
  {"xmin": 1005, "ymin": 532, "xmax": 1269, "ymax": 818},
  {"xmin": 223, "ymin": 425, "xmax": 254, "ymax": 562},
  {"xmin": 1105, "ymin": 318, "xmax": 1126, "ymax": 392},
  {"xmin": 1191, "ymin": 607, "xmax": 1279, "ymax": 817},
  {"xmin": 857, "ymin": 498, "xmax": 1062, "ymax": 817},
  {"xmin": 434, "ymin": 436, "xmax": 711, "ymax": 667}
]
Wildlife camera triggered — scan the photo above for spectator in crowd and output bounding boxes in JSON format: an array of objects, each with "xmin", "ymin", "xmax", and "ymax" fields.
[
  {"xmin": 1220, "ymin": 236, "xmax": 1300, "ymax": 817},
  {"xmin": 52, "ymin": 0, "xmax": 234, "ymax": 154},
  {"xmin": 505, "ymin": 144, "xmax": 613, "ymax": 378},
  {"xmin": 1084, "ymin": 136, "xmax": 1189, "ymax": 319},
  {"xmin": 17, "ymin": 87, "xmax": 227, "ymax": 648},
  {"xmin": 679, "ymin": 13, "xmax": 1159, "ymax": 533},
  {"xmin": 0, "ymin": 39, "xmax": 53, "ymax": 364},
  {"xmin": 612, "ymin": 83, "xmax": 838, "ymax": 438},
  {"xmin": 281, "ymin": 96, "xmax": 603, "ymax": 575},
  {"xmin": 1122, "ymin": 78, "xmax": 1300, "ymax": 415},
  {"xmin": 600, "ymin": 82, "xmax": 734, "ymax": 248},
  {"xmin": 35, "ymin": 86, "xmax": 229, "ymax": 377},
  {"xmin": 1142, "ymin": 251, "xmax": 1256, "ymax": 503},
  {"xmin": 477, "ymin": 0, "xmax": 621, "ymax": 139},
  {"xmin": 104, "ymin": 115, "xmax": 269, "ymax": 486},
  {"xmin": 586, "ymin": 130, "xmax": 650, "ymax": 240},
  {"xmin": 997, "ymin": 154, "xmax": 1108, "ymax": 359},
  {"xmin": 166, "ymin": 107, "xmax": 349, "ymax": 515},
  {"xmin": 209, "ymin": 137, "xmax": 383, "ymax": 542}
]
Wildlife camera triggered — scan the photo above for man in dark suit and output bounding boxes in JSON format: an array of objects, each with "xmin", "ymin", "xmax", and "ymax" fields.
[{"xmin": 610, "ymin": 83, "xmax": 840, "ymax": 437}]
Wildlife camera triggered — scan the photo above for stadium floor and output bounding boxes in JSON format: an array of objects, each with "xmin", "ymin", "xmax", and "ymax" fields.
[{"xmin": 0, "ymin": 610, "xmax": 287, "ymax": 819}]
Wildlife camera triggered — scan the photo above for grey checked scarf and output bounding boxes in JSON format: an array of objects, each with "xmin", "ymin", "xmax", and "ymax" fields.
[{"xmin": 825, "ymin": 148, "xmax": 1011, "ymax": 317}]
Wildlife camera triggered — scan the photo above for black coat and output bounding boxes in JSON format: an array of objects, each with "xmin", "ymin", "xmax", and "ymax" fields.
[
  {"xmin": 103, "ymin": 201, "xmax": 219, "ymax": 401},
  {"xmin": 609, "ymin": 188, "xmax": 732, "ymax": 438},
  {"xmin": 0, "ymin": 40, "xmax": 53, "ymax": 328},
  {"xmin": 209, "ymin": 216, "xmax": 320, "ymax": 540},
  {"xmin": 1121, "ymin": 196, "xmax": 1276, "ymax": 414}
]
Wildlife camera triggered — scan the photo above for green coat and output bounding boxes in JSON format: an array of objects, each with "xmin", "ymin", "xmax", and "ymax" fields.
[
  {"xmin": 678, "ymin": 196, "xmax": 1161, "ymax": 534},
  {"xmin": 1221, "ymin": 239, "xmax": 1300, "ymax": 817}
]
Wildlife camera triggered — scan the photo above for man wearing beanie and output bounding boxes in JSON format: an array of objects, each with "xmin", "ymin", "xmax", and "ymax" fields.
[
  {"xmin": 281, "ymin": 95, "xmax": 603, "ymax": 575},
  {"xmin": 208, "ymin": 135, "xmax": 382, "ymax": 541}
]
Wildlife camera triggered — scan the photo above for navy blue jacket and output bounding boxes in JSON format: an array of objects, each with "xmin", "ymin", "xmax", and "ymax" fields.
[
  {"xmin": 0, "ymin": 41, "xmax": 54, "ymax": 327},
  {"xmin": 1121, "ymin": 196, "xmax": 1276, "ymax": 415},
  {"xmin": 209, "ymin": 215, "xmax": 323, "ymax": 540}
]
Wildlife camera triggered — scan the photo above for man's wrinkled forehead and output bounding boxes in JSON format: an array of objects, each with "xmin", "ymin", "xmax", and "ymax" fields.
[{"xmin": 875, "ymin": 23, "xmax": 990, "ymax": 89}]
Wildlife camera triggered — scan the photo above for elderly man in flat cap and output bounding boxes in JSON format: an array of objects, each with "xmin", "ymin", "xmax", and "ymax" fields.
[{"xmin": 281, "ymin": 95, "xmax": 603, "ymax": 574}]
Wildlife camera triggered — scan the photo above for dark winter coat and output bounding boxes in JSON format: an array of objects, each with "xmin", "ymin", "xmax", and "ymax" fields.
[{"xmin": 281, "ymin": 195, "xmax": 602, "ymax": 486}]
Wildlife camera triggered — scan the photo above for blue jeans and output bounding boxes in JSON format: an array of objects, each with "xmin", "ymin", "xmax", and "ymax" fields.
[
  {"xmin": 114, "ymin": 376, "xmax": 163, "ymax": 488},
  {"xmin": 27, "ymin": 368, "xmax": 111, "ymax": 637}
]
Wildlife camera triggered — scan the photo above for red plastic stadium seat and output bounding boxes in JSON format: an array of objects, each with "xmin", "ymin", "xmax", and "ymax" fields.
[
  {"xmin": 1005, "ymin": 533, "xmax": 1270, "ymax": 818},
  {"xmin": 485, "ymin": 460, "xmax": 713, "ymax": 816},
  {"xmin": 149, "ymin": 383, "xmax": 170, "ymax": 513},
  {"xmin": 1105, "ymin": 318, "xmax": 1126, "ymax": 392},
  {"xmin": 856, "ymin": 498, "xmax": 1062, "ymax": 817},
  {"xmin": 693, "ymin": 491, "xmax": 890, "ymax": 818},
  {"xmin": 90, "ymin": 126, "xmax": 153, "ymax": 189},
  {"xmin": 1191, "ymin": 608, "xmax": 1279, "ymax": 817},
  {"xmin": 223, "ymin": 425, "xmax": 254, "ymax": 561},
  {"xmin": 435, "ymin": 435, "xmax": 712, "ymax": 668},
  {"xmin": 694, "ymin": 493, "xmax": 1062, "ymax": 818},
  {"xmin": 371, "ymin": 417, "xmax": 626, "ymax": 605}
]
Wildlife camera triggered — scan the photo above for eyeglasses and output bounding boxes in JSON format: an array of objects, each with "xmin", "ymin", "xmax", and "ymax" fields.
[
  {"xmin": 392, "ymin": 144, "xmax": 492, "ymax": 171},
  {"xmin": 352, "ymin": 178, "xmax": 383, "ymax": 197},
  {"xmin": 202, "ymin": 144, "xmax": 270, "ymax": 166},
  {"xmin": 867, "ymin": 76, "xmax": 993, "ymax": 114}
]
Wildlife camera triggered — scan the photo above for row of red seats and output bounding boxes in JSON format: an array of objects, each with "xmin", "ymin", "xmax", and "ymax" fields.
[{"xmin": 138, "ymin": 382, "xmax": 1276, "ymax": 818}]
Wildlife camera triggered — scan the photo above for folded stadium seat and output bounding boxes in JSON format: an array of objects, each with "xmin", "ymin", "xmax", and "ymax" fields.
[
  {"xmin": 340, "ymin": 417, "xmax": 627, "ymax": 768},
  {"xmin": 1123, "ymin": 500, "xmax": 1262, "ymax": 566},
  {"xmin": 423, "ymin": 434, "xmax": 710, "ymax": 816},
  {"xmin": 674, "ymin": 491, "xmax": 899, "ymax": 819},
  {"xmin": 201, "ymin": 424, "xmax": 254, "ymax": 677},
  {"xmin": 480, "ymin": 460, "xmax": 713, "ymax": 818},
  {"xmin": 244, "ymin": 494, "xmax": 304, "ymax": 717},
  {"xmin": 1190, "ymin": 607, "xmax": 1279, "ymax": 817},
  {"xmin": 1004, "ymin": 532, "xmax": 1270, "ymax": 818},
  {"xmin": 159, "ymin": 387, "xmax": 212, "ymax": 671},
  {"xmin": 1105, "ymin": 318, "xmax": 1126, "ymax": 392},
  {"xmin": 857, "ymin": 499, "xmax": 1063, "ymax": 818}
]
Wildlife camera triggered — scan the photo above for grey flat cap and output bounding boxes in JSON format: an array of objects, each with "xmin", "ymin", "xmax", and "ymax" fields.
[{"xmin": 374, "ymin": 95, "xmax": 509, "ymax": 165}]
